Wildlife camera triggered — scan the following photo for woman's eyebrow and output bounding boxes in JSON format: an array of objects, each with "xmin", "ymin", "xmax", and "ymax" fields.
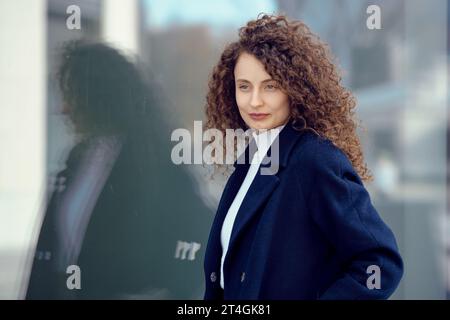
[{"xmin": 235, "ymin": 78, "xmax": 274, "ymax": 83}]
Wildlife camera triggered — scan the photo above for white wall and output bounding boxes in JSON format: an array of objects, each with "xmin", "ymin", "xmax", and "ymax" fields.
[{"xmin": 0, "ymin": 0, "xmax": 47, "ymax": 299}]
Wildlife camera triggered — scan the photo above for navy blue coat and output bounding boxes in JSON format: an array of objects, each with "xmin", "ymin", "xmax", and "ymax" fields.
[{"xmin": 204, "ymin": 123, "xmax": 403, "ymax": 300}]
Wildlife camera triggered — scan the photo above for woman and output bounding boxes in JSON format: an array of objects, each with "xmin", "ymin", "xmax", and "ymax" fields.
[{"xmin": 203, "ymin": 15, "xmax": 403, "ymax": 300}]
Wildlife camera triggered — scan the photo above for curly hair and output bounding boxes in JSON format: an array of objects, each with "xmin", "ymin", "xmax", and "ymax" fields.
[{"xmin": 205, "ymin": 14, "xmax": 372, "ymax": 182}]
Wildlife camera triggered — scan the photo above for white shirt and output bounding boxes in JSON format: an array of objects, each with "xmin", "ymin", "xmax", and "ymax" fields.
[{"xmin": 220, "ymin": 124, "xmax": 285, "ymax": 289}]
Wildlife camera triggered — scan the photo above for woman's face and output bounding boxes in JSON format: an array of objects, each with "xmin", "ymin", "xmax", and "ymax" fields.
[{"xmin": 234, "ymin": 52, "xmax": 290, "ymax": 130}]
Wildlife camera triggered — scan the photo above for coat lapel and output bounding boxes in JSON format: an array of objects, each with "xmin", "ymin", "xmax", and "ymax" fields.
[
  {"xmin": 204, "ymin": 151, "xmax": 251, "ymax": 273},
  {"xmin": 226, "ymin": 123, "xmax": 307, "ymax": 259},
  {"xmin": 205, "ymin": 122, "xmax": 309, "ymax": 280},
  {"xmin": 226, "ymin": 171, "xmax": 279, "ymax": 253}
]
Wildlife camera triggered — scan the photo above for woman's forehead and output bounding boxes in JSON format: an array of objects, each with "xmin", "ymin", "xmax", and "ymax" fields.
[{"xmin": 234, "ymin": 52, "xmax": 272, "ymax": 83}]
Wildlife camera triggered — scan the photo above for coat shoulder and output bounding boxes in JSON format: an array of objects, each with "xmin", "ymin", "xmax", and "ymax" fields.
[{"xmin": 288, "ymin": 130, "xmax": 350, "ymax": 172}]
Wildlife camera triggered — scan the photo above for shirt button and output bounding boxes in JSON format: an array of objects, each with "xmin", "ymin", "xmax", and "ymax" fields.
[
  {"xmin": 210, "ymin": 272, "xmax": 217, "ymax": 283},
  {"xmin": 240, "ymin": 272, "xmax": 246, "ymax": 283}
]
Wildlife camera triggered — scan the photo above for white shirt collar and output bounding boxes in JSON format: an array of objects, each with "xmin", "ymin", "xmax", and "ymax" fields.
[
  {"xmin": 251, "ymin": 124, "xmax": 286, "ymax": 152},
  {"xmin": 248, "ymin": 124, "xmax": 286, "ymax": 165}
]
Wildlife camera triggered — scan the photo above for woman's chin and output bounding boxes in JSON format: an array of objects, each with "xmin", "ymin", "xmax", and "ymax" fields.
[{"xmin": 245, "ymin": 119, "xmax": 272, "ymax": 130}]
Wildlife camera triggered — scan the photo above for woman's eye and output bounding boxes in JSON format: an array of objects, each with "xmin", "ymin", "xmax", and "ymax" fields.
[
  {"xmin": 238, "ymin": 85, "xmax": 249, "ymax": 91},
  {"xmin": 265, "ymin": 84, "xmax": 278, "ymax": 91}
]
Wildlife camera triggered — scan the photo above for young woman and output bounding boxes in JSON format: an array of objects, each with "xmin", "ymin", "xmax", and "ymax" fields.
[{"xmin": 203, "ymin": 15, "xmax": 403, "ymax": 300}]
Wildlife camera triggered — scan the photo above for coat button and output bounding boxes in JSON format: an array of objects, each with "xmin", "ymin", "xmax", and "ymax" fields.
[
  {"xmin": 240, "ymin": 272, "xmax": 246, "ymax": 283},
  {"xmin": 210, "ymin": 272, "xmax": 217, "ymax": 283}
]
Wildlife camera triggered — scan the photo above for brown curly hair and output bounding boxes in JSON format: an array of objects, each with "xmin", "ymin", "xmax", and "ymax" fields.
[{"xmin": 205, "ymin": 14, "xmax": 372, "ymax": 182}]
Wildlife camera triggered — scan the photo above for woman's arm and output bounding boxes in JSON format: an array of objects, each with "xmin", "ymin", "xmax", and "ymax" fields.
[{"xmin": 301, "ymin": 140, "xmax": 403, "ymax": 300}]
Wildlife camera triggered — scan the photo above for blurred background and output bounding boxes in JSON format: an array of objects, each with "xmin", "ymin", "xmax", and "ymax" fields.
[{"xmin": 0, "ymin": 0, "xmax": 448, "ymax": 299}]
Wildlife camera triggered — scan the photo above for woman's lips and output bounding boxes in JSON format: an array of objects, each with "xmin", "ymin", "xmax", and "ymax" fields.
[{"xmin": 249, "ymin": 113, "xmax": 270, "ymax": 120}]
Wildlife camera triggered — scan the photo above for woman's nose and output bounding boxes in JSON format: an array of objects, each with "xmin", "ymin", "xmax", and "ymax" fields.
[{"xmin": 250, "ymin": 90, "xmax": 263, "ymax": 108}]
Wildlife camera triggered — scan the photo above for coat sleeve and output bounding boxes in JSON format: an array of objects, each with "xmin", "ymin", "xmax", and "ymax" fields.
[{"xmin": 301, "ymin": 141, "xmax": 403, "ymax": 300}]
